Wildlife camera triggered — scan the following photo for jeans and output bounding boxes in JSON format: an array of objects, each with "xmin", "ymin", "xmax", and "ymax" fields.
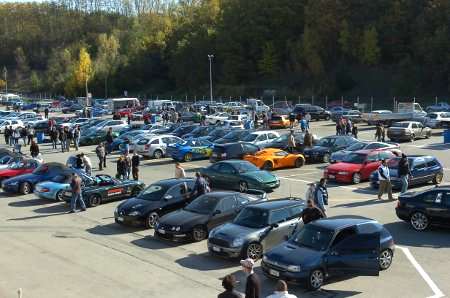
[
  {"xmin": 52, "ymin": 139, "xmax": 58, "ymax": 149},
  {"xmin": 400, "ymin": 175, "xmax": 409, "ymax": 194},
  {"xmin": 61, "ymin": 140, "xmax": 66, "ymax": 151},
  {"xmin": 65, "ymin": 139, "xmax": 71, "ymax": 151},
  {"xmin": 70, "ymin": 192, "xmax": 86, "ymax": 211},
  {"xmin": 74, "ymin": 137, "xmax": 80, "ymax": 150}
]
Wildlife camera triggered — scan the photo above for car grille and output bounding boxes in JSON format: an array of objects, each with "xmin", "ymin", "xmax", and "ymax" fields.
[
  {"xmin": 209, "ymin": 237, "xmax": 231, "ymax": 248},
  {"xmin": 263, "ymin": 259, "xmax": 288, "ymax": 271}
]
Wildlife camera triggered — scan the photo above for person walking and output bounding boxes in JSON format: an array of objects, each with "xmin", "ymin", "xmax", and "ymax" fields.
[
  {"xmin": 240, "ymin": 258, "xmax": 261, "ymax": 298},
  {"xmin": 398, "ymin": 153, "xmax": 411, "ymax": 194},
  {"xmin": 191, "ymin": 172, "xmax": 209, "ymax": 197},
  {"xmin": 66, "ymin": 127, "xmax": 73, "ymax": 151},
  {"xmin": 345, "ymin": 118, "xmax": 352, "ymax": 135},
  {"xmin": 314, "ymin": 178, "xmax": 328, "ymax": 216},
  {"xmin": 300, "ymin": 118, "xmax": 307, "ymax": 132},
  {"xmin": 304, "ymin": 113, "xmax": 311, "ymax": 129},
  {"xmin": 106, "ymin": 127, "xmax": 114, "ymax": 154},
  {"xmin": 303, "ymin": 129, "xmax": 313, "ymax": 148},
  {"xmin": 81, "ymin": 153, "xmax": 92, "ymax": 176},
  {"xmin": 265, "ymin": 280, "xmax": 297, "ymax": 298},
  {"xmin": 377, "ymin": 159, "xmax": 394, "ymax": 200},
  {"xmin": 218, "ymin": 274, "xmax": 242, "ymax": 298},
  {"xmin": 26, "ymin": 125, "xmax": 34, "ymax": 145},
  {"xmin": 132, "ymin": 152, "xmax": 140, "ymax": 180},
  {"xmin": 301, "ymin": 199, "xmax": 325, "ymax": 225},
  {"xmin": 4, "ymin": 126, "xmax": 10, "ymax": 145},
  {"xmin": 73, "ymin": 125, "xmax": 80, "ymax": 151},
  {"xmin": 375, "ymin": 123, "xmax": 383, "ymax": 141},
  {"xmin": 30, "ymin": 140, "xmax": 40, "ymax": 158},
  {"xmin": 287, "ymin": 130, "xmax": 296, "ymax": 153},
  {"xmin": 20, "ymin": 126, "xmax": 27, "ymax": 147},
  {"xmin": 44, "ymin": 107, "xmax": 49, "ymax": 119},
  {"xmin": 13, "ymin": 128, "xmax": 21, "ymax": 146},
  {"xmin": 381, "ymin": 125, "xmax": 386, "ymax": 142},
  {"xmin": 116, "ymin": 156, "xmax": 126, "ymax": 180},
  {"xmin": 175, "ymin": 162, "xmax": 186, "ymax": 178},
  {"xmin": 352, "ymin": 123, "xmax": 358, "ymax": 139},
  {"xmin": 288, "ymin": 113, "xmax": 296, "ymax": 129},
  {"xmin": 50, "ymin": 126, "xmax": 58, "ymax": 150},
  {"xmin": 69, "ymin": 173, "xmax": 86, "ymax": 213},
  {"xmin": 60, "ymin": 127, "xmax": 66, "ymax": 152},
  {"xmin": 95, "ymin": 143, "xmax": 106, "ymax": 171},
  {"xmin": 305, "ymin": 182, "xmax": 316, "ymax": 202}
]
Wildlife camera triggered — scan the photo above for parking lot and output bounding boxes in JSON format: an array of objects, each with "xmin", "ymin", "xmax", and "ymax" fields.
[{"xmin": 0, "ymin": 119, "xmax": 449, "ymax": 298}]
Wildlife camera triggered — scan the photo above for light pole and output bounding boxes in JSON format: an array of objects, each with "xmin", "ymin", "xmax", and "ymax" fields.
[
  {"xmin": 208, "ymin": 54, "xmax": 214, "ymax": 103},
  {"xmin": 2, "ymin": 66, "xmax": 7, "ymax": 94}
]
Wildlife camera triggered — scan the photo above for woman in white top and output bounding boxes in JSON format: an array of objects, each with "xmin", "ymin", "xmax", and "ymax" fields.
[{"xmin": 175, "ymin": 162, "xmax": 186, "ymax": 178}]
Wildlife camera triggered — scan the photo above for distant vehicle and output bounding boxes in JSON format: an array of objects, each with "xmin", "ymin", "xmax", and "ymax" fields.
[
  {"xmin": 244, "ymin": 148, "xmax": 305, "ymax": 171},
  {"xmin": 94, "ymin": 119, "xmax": 128, "ymax": 132},
  {"xmin": 110, "ymin": 130, "xmax": 149, "ymax": 151},
  {"xmin": 247, "ymin": 98, "xmax": 270, "ymax": 113},
  {"xmin": 268, "ymin": 114, "xmax": 291, "ymax": 129},
  {"xmin": 425, "ymin": 102, "xmax": 450, "ymax": 113},
  {"xmin": 272, "ymin": 101, "xmax": 293, "ymax": 115},
  {"xmin": 370, "ymin": 155, "xmax": 443, "ymax": 189},
  {"xmin": 60, "ymin": 118, "xmax": 90, "ymax": 128},
  {"xmin": 333, "ymin": 109, "xmax": 362, "ymax": 123},
  {"xmin": 79, "ymin": 130, "xmax": 119, "ymax": 146},
  {"xmin": 210, "ymin": 142, "xmax": 260, "ymax": 163},
  {"xmin": 0, "ymin": 159, "xmax": 41, "ymax": 183},
  {"xmin": 61, "ymin": 103, "xmax": 83, "ymax": 114},
  {"xmin": 221, "ymin": 114, "xmax": 247, "ymax": 129},
  {"xmin": 303, "ymin": 135, "xmax": 359, "ymax": 163},
  {"xmin": 367, "ymin": 110, "xmax": 392, "ymax": 125},
  {"xmin": 166, "ymin": 139, "xmax": 214, "ymax": 162},
  {"xmin": 215, "ymin": 129, "xmax": 253, "ymax": 145},
  {"xmin": 107, "ymin": 98, "xmax": 140, "ymax": 113},
  {"xmin": 362, "ymin": 102, "xmax": 427, "ymax": 125},
  {"xmin": 387, "ymin": 121, "xmax": 431, "ymax": 142},
  {"xmin": 396, "ymin": 186, "xmax": 450, "ymax": 231},
  {"xmin": 181, "ymin": 126, "xmax": 215, "ymax": 140},
  {"xmin": 240, "ymin": 131, "xmax": 280, "ymax": 148},
  {"xmin": 117, "ymin": 107, "xmax": 134, "ymax": 117},
  {"xmin": 200, "ymin": 127, "xmax": 232, "ymax": 142},
  {"xmin": 224, "ymin": 102, "xmax": 245, "ymax": 111},
  {"xmin": 206, "ymin": 112, "xmax": 230, "ymax": 125},
  {"xmin": 425, "ymin": 112, "xmax": 450, "ymax": 128},
  {"xmin": 262, "ymin": 217, "xmax": 395, "ymax": 290},
  {"xmin": 0, "ymin": 119, "xmax": 24, "ymax": 133},
  {"xmin": 292, "ymin": 104, "xmax": 331, "ymax": 121},
  {"xmin": 135, "ymin": 135, "xmax": 183, "ymax": 159},
  {"xmin": 330, "ymin": 141, "xmax": 400, "ymax": 163},
  {"xmin": 208, "ymin": 198, "xmax": 305, "ymax": 260}
]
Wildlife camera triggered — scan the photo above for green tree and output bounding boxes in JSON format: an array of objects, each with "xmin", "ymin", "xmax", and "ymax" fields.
[
  {"xmin": 30, "ymin": 71, "xmax": 42, "ymax": 92},
  {"xmin": 302, "ymin": 26, "xmax": 324, "ymax": 77},
  {"xmin": 360, "ymin": 26, "xmax": 381, "ymax": 66},
  {"xmin": 258, "ymin": 42, "xmax": 279, "ymax": 77},
  {"xmin": 14, "ymin": 47, "xmax": 30, "ymax": 87},
  {"xmin": 338, "ymin": 20, "xmax": 351, "ymax": 57},
  {"xmin": 95, "ymin": 33, "xmax": 121, "ymax": 98}
]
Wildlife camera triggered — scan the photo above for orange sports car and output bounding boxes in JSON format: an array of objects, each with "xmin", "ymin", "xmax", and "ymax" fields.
[
  {"xmin": 269, "ymin": 114, "xmax": 291, "ymax": 129},
  {"xmin": 244, "ymin": 148, "xmax": 305, "ymax": 171}
]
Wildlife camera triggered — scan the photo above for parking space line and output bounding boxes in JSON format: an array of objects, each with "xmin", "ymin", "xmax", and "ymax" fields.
[
  {"xmin": 397, "ymin": 246, "xmax": 445, "ymax": 298},
  {"xmin": 279, "ymin": 176, "xmax": 358, "ymax": 191}
]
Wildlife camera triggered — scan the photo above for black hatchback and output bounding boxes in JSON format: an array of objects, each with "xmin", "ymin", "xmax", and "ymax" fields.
[{"xmin": 210, "ymin": 142, "xmax": 260, "ymax": 163}]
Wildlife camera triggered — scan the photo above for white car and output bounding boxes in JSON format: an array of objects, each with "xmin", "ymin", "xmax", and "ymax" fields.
[
  {"xmin": 0, "ymin": 119, "xmax": 24, "ymax": 133},
  {"xmin": 206, "ymin": 112, "xmax": 230, "ymax": 125},
  {"xmin": 425, "ymin": 112, "xmax": 450, "ymax": 128},
  {"xmin": 135, "ymin": 134, "xmax": 183, "ymax": 159},
  {"xmin": 221, "ymin": 114, "xmax": 248, "ymax": 129},
  {"xmin": 95, "ymin": 120, "xmax": 128, "ymax": 132},
  {"xmin": 60, "ymin": 118, "xmax": 91, "ymax": 128},
  {"xmin": 240, "ymin": 130, "xmax": 280, "ymax": 148},
  {"xmin": 225, "ymin": 102, "xmax": 245, "ymax": 110}
]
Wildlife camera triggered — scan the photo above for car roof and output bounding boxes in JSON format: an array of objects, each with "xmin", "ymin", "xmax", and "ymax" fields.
[
  {"xmin": 217, "ymin": 159, "xmax": 247, "ymax": 165},
  {"xmin": 250, "ymin": 198, "xmax": 305, "ymax": 210},
  {"xmin": 152, "ymin": 178, "xmax": 195, "ymax": 187},
  {"xmin": 310, "ymin": 215, "xmax": 376, "ymax": 231}
]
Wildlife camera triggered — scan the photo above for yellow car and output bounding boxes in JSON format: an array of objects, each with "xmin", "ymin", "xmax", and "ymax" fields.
[{"xmin": 244, "ymin": 148, "xmax": 305, "ymax": 171}]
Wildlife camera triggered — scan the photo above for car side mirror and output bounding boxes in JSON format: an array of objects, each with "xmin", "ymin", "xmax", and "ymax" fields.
[{"xmin": 164, "ymin": 194, "xmax": 173, "ymax": 200}]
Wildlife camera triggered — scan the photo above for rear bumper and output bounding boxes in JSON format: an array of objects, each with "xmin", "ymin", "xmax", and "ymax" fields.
[{"xmin": 325, "ymin": 173, "xmax": 353, "ymax": 183}]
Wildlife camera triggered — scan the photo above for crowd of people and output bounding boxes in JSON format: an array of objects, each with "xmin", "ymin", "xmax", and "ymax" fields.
[{"xmin": 335, "ymin": 117, "xmax": 358, "ymax": 138}]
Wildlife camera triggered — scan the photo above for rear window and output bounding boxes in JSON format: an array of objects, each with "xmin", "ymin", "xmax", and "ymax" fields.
[
  {"xmin": 213, "ymin": 146, "xmax": 225, "ymax": 154},
  {"xmin": 271, "ymin": 115, "xmax": 282, "ymax": 121}
]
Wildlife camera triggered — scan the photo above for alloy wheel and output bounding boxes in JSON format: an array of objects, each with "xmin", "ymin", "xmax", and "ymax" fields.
[
  {"xmin": 410, "ymin": 212, "xmax": 428, "ymax": 231},
  {"xmin": 56, "ymin": 190, "xmax": 64, "ymax": 202},
  {"xmin": 147, "ymin": 212, "xmax": 159, "ymax": 229},
  {"xmin": 433, "ymin": 173, "xmax": 443, "ymax": 184},
  {"xmin": 153, "ymin": 150, "xmax": 163, "ymax": 159},
  {"xmin": 239, "ymin": 181, "xmax": 248, "ymax": 193},
  {"xmin": 322, "ymin": 154, "xmax": 330, "ymax": 163},
  {"xmin": 192, "ymin": 226, "xmax": 207, "ymax": 242},
  {"xmin": 263, "ymin": 161, "xmax": 273, "ymax": 171},
  {"xmin": 379, "ymin": 249, "xmax": 393, "ymax": 270},
  {"xmin": 246, "ymin": 243, "xmax": 263, "ymax": 260},
  {"xmin": 184, "ymin": 153, "xmax": 192, "ymax": 162},
  {"xmin": 352, "ymin": 173, "xmax": 361, "ymax": 184},
  {"xmin": 309, "ymin": 269, "xmax": 324, "ymax": 290}
]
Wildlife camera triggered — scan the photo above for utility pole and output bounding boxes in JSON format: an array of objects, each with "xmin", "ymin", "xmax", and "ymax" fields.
[
  {"xmin": 208, "ymin": 54, "xmax": 214, "ymax": 103},
  {"xmin": 3, "ymin": 66, "xmax": 7, "ymax": 94}
]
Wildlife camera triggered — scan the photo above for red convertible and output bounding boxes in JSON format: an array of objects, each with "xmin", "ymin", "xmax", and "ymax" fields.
[
  {"xmin": 0, "ymin": 159, "xmax": 41, "ymax": 183},
  {"xmin": 324, "ymin": 150, "xmax": 396, "ymax": 184}
]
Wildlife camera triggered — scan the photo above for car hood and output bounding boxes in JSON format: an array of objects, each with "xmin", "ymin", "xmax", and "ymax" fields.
[
  {"xmin": 118, "ymin": 197, "xmax": 160, "ymax": 213},
  {"xmin": 241, "ymin": 170, "xmax": 277, "ymax": 182},
  {"xmin": 213, "ymin": 222, "xmax": 261, "ymax": 241},
  {"xmin": 331, "ymin": 150, "xmax": 349, "ymax": 160},
  {"xmin": 265, "ymin": 242, "xmax": 324, "ymax": 267},
  {"xmin": 327, "ymin": 162, "xmax": 362, "ymax": 172},
  {"xmin": 159, "ymin": 209, "xmax": 208, "ymax": 227},
  {"xmin": 4, "ymin": 173, "xmax": 38, "ymax": 184},
  {"xmin": 35, "ymin": 181, "xmax": 69, "ymax": 189}
]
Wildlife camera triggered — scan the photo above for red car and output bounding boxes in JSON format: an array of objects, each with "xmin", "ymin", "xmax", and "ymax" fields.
[
  {"xmin": 0, "ymin": 159, "xmax": 41, "ymax": 183},
  {"xmin": 117, "ymin": 108, "xmax": 134, "ymax": 117},
  {"xmin": 324, "ymin": 150, "xmax": 396, "ymax": 184}
]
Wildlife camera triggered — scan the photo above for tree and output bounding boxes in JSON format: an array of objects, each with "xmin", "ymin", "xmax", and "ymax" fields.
[
  {"xmin": 302, "ymin": 26, "xmax": 324, "ymax": 77},
  {"xmin": 258, "ymin": 42, "xmax": 279, "ymax": 77},
  {"xmin": 95, "ymin": 33, "xmax": 120, "ymax": 98},
  {"xmin": 338, "ymin": 20, "xmax": 351, "ymax": 57},
  {"xmin": 360, "ymin": 26, "xmax": 381, "ymax": 66},
  {"xmin": 30, "ymin": 71, "xmax": 42, "ymax": 92},
  {"xmin": 74, "ymin": 47, "xmax": 93, "ymax": 98},
  {"xmin": 14, "ymin": 47, "xmax": 30, "ymax": 88}
]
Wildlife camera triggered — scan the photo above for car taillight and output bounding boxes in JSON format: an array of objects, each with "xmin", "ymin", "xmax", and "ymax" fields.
[
  {"xmin": 40, "ymin": 188, "xmax": 50, "ymax": 193},
  {"xmin": 396, "ymin": 201, "xmax": 401, "ymax": 208}
]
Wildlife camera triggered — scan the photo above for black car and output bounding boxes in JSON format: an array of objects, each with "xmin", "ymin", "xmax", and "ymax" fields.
[
  {"xmin": 266, "ymin": 132, "xmax": 319, "ymax": 153},
  {"xmin": 152, "ymin": 123, "xmax": 183, "ymax": 135},
  {"xmin": 62, "ymin": 103, "xmax": 84, "ymax": 114},
  {"xmin": 215, "ymin": 129, "xmax": 254, "ymax": 144},
  {"xmin": 303, "ymin": 135, "xmax": 358, "ymax": 163},
  {"xmin": 155, "ymin": 191, "xmax": 266, "ymax": 242},
  {"xmin": 210, "ymin": 142, "xmax": 260, "ymax": 163},
  {"xmin": 115, "ymin": 178, "xmax": 197, "ymax": 228},
  {"xmin": 181, "ymin": 126, "xmax": 215, "ymax": 139},
  {"xmin": 292, "ymin": 104, "xmax": 331, "ymax": 121},
  {"xmin": 396, "ymin": 186, "xmax": 450, "ymax": 231},
  {"xmin": 201, "ymin": 127, "xmax": 232, "ymax": 142},
  {"xmin": 170, "ymin": 125, "xmax": 198, "ymax": 137},
  {"xmin": 262, "ymin": 217, "xmax": 395, "ymax": 290},
  {"xmin": 62, "ymin": 174, "xmax": 144, "ymax": 207}
]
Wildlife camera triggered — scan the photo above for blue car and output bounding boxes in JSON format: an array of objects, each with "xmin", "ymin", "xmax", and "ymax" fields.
[
  {"xmin": 166, "ymin": 139, "xmax": 214, "ymax": 162},
  {"xmin": 34, "ymin": 170, "xmax": 90, "ymax": 201},
  {"xmin": 2, "ymin": 162, "xmax": 75, "ymax": 195},
  {"xmin": 370, "ymin": 155, "xmax": 444, "ymax": 189},
  {"xmin": 111, "ymin": 130, "xmax": 149, "ymax": 151},
  {"xmin": 303, "ymin": 135, "xmax": 358, "ymax": 163},
  {"xmin": 262, "ymin": 217, "xmax": 395, "ymax": 290}
]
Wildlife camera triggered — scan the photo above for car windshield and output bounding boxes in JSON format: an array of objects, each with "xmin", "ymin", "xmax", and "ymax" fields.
[
  {"xmin": 391, "ymin": 122, "xmax": 410, "ymax": 128},
  {"xmin": 316, "ymin": 137, "xmax": 336, "ymax": 147},
  {"xmin": 33, "ymin": 164, "xmax": 51, "ymax": 175},
  {"xmin": 184, "ymin": 195, "xmax": 219, "ymax": 214},
  {"xmin": 233, "ymin": 207, "xmax": 268, "ymax": 228},
  {"xmin": 191, "ymin": 126, "xmax": 206, "ymax": 134},
  {"xmin": 342, "ymin": 153, "xmax": 367, "ymax": 164},
  {"xmin": 137, "ymin": 184, "xmax": 168, "ymax": 201},
  {"xmin": 346, "ymin": 142, "xmax": 367, "ymax": 151},
  {"xmin": 8, "ymin": 162, "xmax": 25, "ymax": 169},
  {"xmin": 242, "ymin": 134, "xmax": 258, "ymax": 142},
  {"xmin": 209, "ymin": 129, "xmax": 225, "ymax": 137},
  {"xmin": 222, "ymin": 131, "xmax": 241, "ymax": 139},
  {"xmin": 235, "ymin": 162, "xmax": 259, "ymax": 173},
  {"xmin": 290, "ymin": 225, "xmax": 334, "ymax": 251}
]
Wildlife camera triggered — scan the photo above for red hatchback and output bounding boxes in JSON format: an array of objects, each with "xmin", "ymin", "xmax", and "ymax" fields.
[
  {"xmin": 117, "ymin": 108, "xmax": 134, "ymax": 117},
  {"xmin": 324, "ymin": 150, "xmax": 396, "ymax": 184},
  {"xmin": 0, "ymin": 159, "xmax": 41, "ymax": 183}
]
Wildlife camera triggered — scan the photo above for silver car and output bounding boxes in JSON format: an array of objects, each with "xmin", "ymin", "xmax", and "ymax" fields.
[
  {"xmin": 207, "ymin": 199, "xmax": 304, "ymax": 260},
  {"xmin": 135, "ymin": 134, "xmax": 183, "ymax": 159},
  {"xmin": 387, "ymin": 121, "xmax": 432, "ymax": 142}
]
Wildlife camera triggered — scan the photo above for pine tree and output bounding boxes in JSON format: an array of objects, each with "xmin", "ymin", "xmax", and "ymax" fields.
[
  {"xmin": 361, "ymin": 26, "xmax": 381, "ymax": 66},
  {"xmin": 258, "ymin": 42, "xmax": 279, "ymax": 77}
]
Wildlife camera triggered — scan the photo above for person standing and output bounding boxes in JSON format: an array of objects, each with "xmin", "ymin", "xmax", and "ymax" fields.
[
  {"xmin": 381, "ymin": 125, "xmax": 386, "ymax": 142},
  {"xmin": 300, "ymin": 118, "xmax": 307, "ymax": 132},
  {"xmin": 106, "ymin": 127, "xmax": 114, "ymax": 154},
  {"xmin": 288, "ymin": 113, "xmax": 295, "ymax": 129},
  {"xmin": 287, "ymin": 130, "xmax": 296, "ymax": 153},
  {"xmin": 73, "ymin": 125, "xmax": 80, "ymax": 151},
  {"xmin": 59, "ymin": 127, "xmax": 66, "ymax": 152},
  {"xmin": 95, "ymin": 143, "xmax": 106, "ymax": 171},
  {"xmin": 13, "ymin": 128, "xmax": 21, "ymax": 146},
  {"xmin": 301, "ymin": 199, "xmax": 325, "ymax": 225},
  {"xmin": 116, "ymin": 156, "xmax": 126, "ymax": 180},
  {"xmin": 127, "ymin": 114, "xmax": 131, "ymax": 125},
  {"xmin": 303, "ymin": 129, "xmax": 313, "ymax": 148},
  {"xmin": 265, "ymin": 280, "xmax": 297, "ymax": 298},
  {"xmin": 314, "ymin": 178, "xmax": 328, "ymax": 216},
  {"xmin": 30, "ymin": 140, "xmax": 40, "ymax": 158},
  {"xmin": 131, "ymin": 152, "xmax": 140, "ymax": 180},
  {"xmin": 44, "ymin": 107, "xmax": 49, "ymax": 119},
  {"xmin": 50, "ymin": 126, "xmax": 58, "ymax": 150},
  {"xmin": 398, "ymin": 154, "xmax": 411, "ymax": 194},
  {"xmin": 20, "ymin": 126, "xmax": 27, "ymax": 147},
  {"xmin": 81, "ymin": 153, "xmax": 92, "ymax": 176},
  {"xmin": 69, "ymin": 173, "xmax": 86, "ymax": 213},
  {"xmin": 305, "ymin": 182, "xmax": 316, "ymax": 202},
  {"xmin": 375, "ymin": 123, "xmax": 383, "ymax": 141},
  {"xmin": 191, "ymin": 172, "xmax": 208, "ymax": 197},
  {"xmin": 240, "ymin": 258, "xmax": 261, "ymax": 298},
  {"xmin": 66, "ymin": 127, "xmax": 73, "ymax": 151},
  {"xmin": 377, "ymin": 159, "xmax": 394, "ymax": 200},
  {"xmin": 26, "ymin": 125, "xmax": 34, "ymax": 145},
  {"xmin": 124, "ymin": 153, "xmax": 131, "ymax": 180},
  {"xmin": 218, "ymin": 274, "xmax": 242, "ymax": 298},
  {"xmin": 4, "ymin": 126, "xmax": 10, "ymax": 145},
  {"xmin": 175, "ymin": 162, "xmax": 186, "ymax": 179},
  {"xmin": 352, "ymin": 123, "xmax": 358, "ymax": 139}
]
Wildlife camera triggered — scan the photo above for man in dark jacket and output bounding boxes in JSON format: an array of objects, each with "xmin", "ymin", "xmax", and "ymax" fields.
[
  {"xmin": 398, "ymin": 153, "xmax": 411, "ymax": 194},
  {"xmin": 240, "ymin": 258, "xmax": 260, "ymax": 298},
  {"xmin": 301, "ymin": 199, "xmax": 325, "ymax": 224},
  {"xmin": 106, "ymin": 127, "xmax": 114, "ymax": 154},
  {"xmin": 131, "ymin": 152, "xmax": 140, "ymax": 180},
  {"xmin": 218, "ymin": 274, "xmax": 241, "ymax": 298}
]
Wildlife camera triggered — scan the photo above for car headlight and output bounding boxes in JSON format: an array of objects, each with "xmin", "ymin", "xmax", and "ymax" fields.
[
  {"xmin": 287, "ymin": 265, "xmax": 301, "ymax": 272},
  {"xmin": 171, "ymin": 226, "xmax": 181, "ymax": 232},
  {"xmin": 231, "ymin": 237, "xmax": 244, "ymax": 247},
  {"xmin": 338, "ymin": 171, "xmax": 349, "ymax": 175},
  {"xmin": 128, "ymin": 211, "xmax": 141, "ymax": 216},
  {"xmin": 114, "ymin": 207, "xmax": 118, "ymax": 214}
]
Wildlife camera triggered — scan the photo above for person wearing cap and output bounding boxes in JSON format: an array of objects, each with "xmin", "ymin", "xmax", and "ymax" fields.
[
  {"xmin": 266, "ymin": 280, "xmax": 297, "ymax": 298},
  {"xmin": 240, "ymin": 258, "xmax": 261, "ymax": 298},
  {"xmin": 218, "ymin": 274, "xmax": 242, "ymax": 298}
]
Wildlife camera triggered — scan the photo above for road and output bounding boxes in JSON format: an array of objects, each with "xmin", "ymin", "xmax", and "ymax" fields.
[{"xmin": 0, "ymin": 120, "xmax": 448, "ymax": 298}]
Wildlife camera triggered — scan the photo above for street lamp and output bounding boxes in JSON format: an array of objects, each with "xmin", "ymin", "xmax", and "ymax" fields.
[{"xmin": 208, "ymin": 54, "xmax": 214, "ymax": 103}]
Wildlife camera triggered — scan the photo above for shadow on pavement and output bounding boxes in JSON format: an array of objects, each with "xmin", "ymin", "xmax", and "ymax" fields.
[
  {"xmin": 7, "ymin": 212, "xmax": 67, "ymax": 221},
  {"xmin": 175, "ymin": 252, "xmax": 237, "ymax": 271},
  {"xmin": 86, "ymin": 222, "xmax": 145, "ymax": 236},
  {"xmin": 33, "ymin": 203, "xmax": 68, "ymax": 214},
  {"xmin": 417, "ymin": 143, "xmax": 450, "ymax": 151},
  {"xmin": 383, "ymin": 221, "xmax": 450, "ymax": 248},
  {"xmin": 8, "ymin": 198, "xmax": 53, "ymax": 207},
  {"xmin": 141, "ymin": 159, "xmax": 175, "ymax": 167},
  {"xmin": 332, "ymin": 198, "xmax": 393, "ymax": 208},
  {"xmin": 131, "ymin": 236, "xmax": 186, "ymax": 250}
]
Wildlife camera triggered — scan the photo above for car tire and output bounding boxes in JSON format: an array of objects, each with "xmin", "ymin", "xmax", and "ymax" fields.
[
  {"xmin": 184, "ymin": 153, "xmax": 193, "ymax": 162},
  {"xmin": 192, "ymin": 225, "xmax": 207, "ymax": 242},
  {"xmin": 262, "ymin": 161, "xmax": 273, "ymax": 171},
  {"xmin": 325, "ymin": 115, "xmax": 330, "ymax": 121},
  {"xmin": 153, "ymin": 149, "xmax": 163, "ymax": 159},
  {"xmin": 410, "ymin": 211, "xmax": 429, "ymax": 231},
  {"xmin": 295, "ymin": 157, "xmax": 305, "ymax": 168},
  {"xmin": 308, "ymin": 269, "xmax": 325, "ymax": 290},
  {"xmin": 245, "ymin": 242, "xmax": 263, "ymax": 260},
  {"xmin": 20, "ymin": 182, "xmax": 32, "ymax": 195},
  {"xmin": 88, "ymin": 194, "xmax": 102, "ymax": 207},
  {"xmin": 379, "ymin": 249, "xmax": 393, "ymax": 270},
  {"xmin": 239, "ymin": 181, "xmax": 249, "ymax": 193},
  {"xmin": 55, "ymin": 190, "xmax": 64, "ymax": 202},
  {"xmin": 410, "ymin": 134, "xmax": 415, "ymax": 142},
  {"xmin": 425, "ymin": 132, "xmax": 430, "ymax": 139},
  {"xmin": 433, "ymin": 173, "xmax": 443, "ymax": 184},
  {"xmin": 352, "ymin": 173, "xmax": 361, "ymax": 184},
  {"xmin": 146, "ymin": 212, "xmax": 159, "ymax": 229},
  {"xmin": 322, "ymin": 153, "xmax": 330, "ymax": 163}
]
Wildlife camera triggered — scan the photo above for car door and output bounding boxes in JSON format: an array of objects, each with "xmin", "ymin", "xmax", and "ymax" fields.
[
  {"xmin": 216, "ymin": 163, "xmax": 238, "ymax": 188},
  {"xmin": 411, "ymin": 159, "xmax": 429, "ymax": 183},
  {"xmin": 207, "ymin": 196, "xmax": 238, "ymax": 229},
  {"xmin": 360, "ymin": 153, "xmax": 380, "ymax": 179},
  {"xmin": 326, "ymin": 228, "xmax": 380, "ymax": 277},
  {"xmin": 262, "ymin": 207, "xmax": 296, "ymax": 249},
  {"xmin": 162, "ymin": 182, "xmax": 193, "ymax": 213},
  {"xmin": 420, "ymin": 191, "xmax": 447, "ymax": 223},
  {"xmin": 441, "ymin": 192, "xmax": 450, "ymax": 226}
]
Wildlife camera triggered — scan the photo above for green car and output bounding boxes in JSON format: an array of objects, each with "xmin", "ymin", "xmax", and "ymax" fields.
[
  {"xmin": 79, "ymin": 130, "xmax": 119, "ymax": 146},
  {"xmin": 199, "ymin": 160, "xmax": 280, "ymax": 193}
]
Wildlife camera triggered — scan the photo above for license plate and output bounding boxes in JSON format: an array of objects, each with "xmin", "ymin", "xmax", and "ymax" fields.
[
  {"xmin": 212, "ymin": 246, "xmax": 221, "ymax": 252},
  {"xmin": 328, "ymin": 175, "xmax": 335, "ymax": 179},
  {"xmin": 117, "ymin": 217, "xmax": 124, "ymax": 222},
  {"xmin": 269, "ymin": 269, "xmax": 280, "ymax": 277},
  {"xmin": 158, "ymin": 229, "xmax": 165, "ymax": 234}
]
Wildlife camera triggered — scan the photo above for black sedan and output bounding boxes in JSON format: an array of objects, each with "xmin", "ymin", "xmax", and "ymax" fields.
[
  {"xmin": 200, "ymin": 127, "xmax": 232, "ymax": 142},
  {"xmin": 62, "ymin": 174, "xmax": 144, "ymax": 207},
  {"xmin": 303, "ymin": 135, "xmax": 358, "ymax": 163},
  {"xmin": 170, "ymin": 125, "xmax": 198, "ymax": 137},
  {"xmin": 396, "ymin": 186, "xmax": 450, "ymax": 231},
  {"xmin": 115, "ymin": 178, "xmax": 197, "ymax": 228},
  {"xmin": 155, "ymin": 191, "xmax": 266, "ymax": 242},
  {"xmin": 262, "ymin": 217, "xmax": 395, "ymax": 290},
  {"xmin": 215, "ymin": 129, "xmax": 254, "ymax": 144}
]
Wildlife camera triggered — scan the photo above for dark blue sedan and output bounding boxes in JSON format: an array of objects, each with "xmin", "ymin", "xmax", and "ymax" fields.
[
  {"xmin": 370, "ymin": 155, "xmax": 443, "ymax": 190},
  {"xmin": 303, "ymin": 135, "xmax": 358, "ymax": 163},
  {"xmin": 261, "ymin": 217, "xmax": 395, "ymax": 290},
  {"xmin": 2, "ymin": 162, "xmax": 80, "ymax": 195}
]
